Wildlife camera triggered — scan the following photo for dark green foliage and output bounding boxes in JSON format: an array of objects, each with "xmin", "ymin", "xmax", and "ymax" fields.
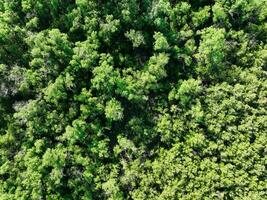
[{"xmin": 0, "ymin": 0, "xmax": 266, "ymax": 199}]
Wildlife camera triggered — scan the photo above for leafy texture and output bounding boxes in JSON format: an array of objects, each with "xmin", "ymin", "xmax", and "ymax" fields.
[{"xmin": 0, "ymin": 0, "xmax": 266, "ymax": 199}]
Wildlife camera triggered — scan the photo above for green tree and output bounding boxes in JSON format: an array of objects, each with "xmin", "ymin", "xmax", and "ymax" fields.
[{"xmin": 0, "ymin": 0, "xmax": 266, "ymax": 199}]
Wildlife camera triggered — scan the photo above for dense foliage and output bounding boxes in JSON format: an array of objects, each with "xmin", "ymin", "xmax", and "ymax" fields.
[{"xmin": 0, "ymin": 0, "xmax": 266, "ymax": 199}]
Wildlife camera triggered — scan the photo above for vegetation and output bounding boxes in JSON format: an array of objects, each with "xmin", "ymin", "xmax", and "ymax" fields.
[{"xmin": 0, "ymin": 0, "xmax": 266, "ymax": 199}]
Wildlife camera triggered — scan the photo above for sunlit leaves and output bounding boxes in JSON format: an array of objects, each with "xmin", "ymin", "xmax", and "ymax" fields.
[
  {"xmin": 0, "ymin": 0, "xmax": 266, "ymax": 199},
  {"xmin": 169, "ymin": 78, "xmax": 202, "ymax": 105},
  {"xmin": 105, "ymin": 99, "xmax": 124, "ymax": 121},
  {"xmin": 99, "ymin": 15, "xmax": 120, "ymax": 44},
  {"xmin": 153, "ymin": 32, "xmax": 169, "ymax": 51},
  {"xmin": 192, "ymin": 6, "xmax": 210, "ymax": 27},
  {"xmin": 195, "ymin": 27, "xmax": 227, "ymax": 79},
  {"xmin": 125, "ymin": 29, "xmax": 145, "ymax": 48},
  {"xmin": 91, "ymin": 54, "xmax": 119, "ymax": 95}
]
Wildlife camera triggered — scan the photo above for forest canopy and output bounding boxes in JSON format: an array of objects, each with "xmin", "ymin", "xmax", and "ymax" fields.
[{"xmin": 0, "ymin": 0, "xmax": 267, "ymax": 199}]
